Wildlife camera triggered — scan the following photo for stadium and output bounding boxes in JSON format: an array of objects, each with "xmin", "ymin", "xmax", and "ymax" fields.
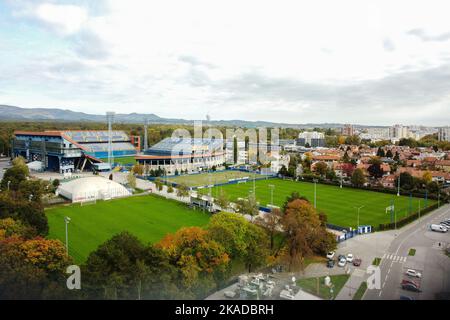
[
  {"xmin": 12, "ymin": 130, "xmax": 140, "ymax": 173},
  {"xmin": 136, "ymin": 137, "xmax": 225, "ymax": 175}
]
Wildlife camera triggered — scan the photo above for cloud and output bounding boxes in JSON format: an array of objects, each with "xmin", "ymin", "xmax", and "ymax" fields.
[
  {"xmin": 2, "ymin": 0, "xmax": 450, "ymax": 126},
  {"xmin": 407, "ymin": 28, "xmax": 450, "ymax": 42}
]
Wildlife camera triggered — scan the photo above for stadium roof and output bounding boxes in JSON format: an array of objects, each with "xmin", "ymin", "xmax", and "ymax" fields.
[{"xmin": 145, "ymin": 138, "xmax": 224, "ymax": 156}]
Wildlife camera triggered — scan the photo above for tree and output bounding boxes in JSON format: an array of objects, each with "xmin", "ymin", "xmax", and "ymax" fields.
[
  {"xmin": 278, "ymin": 165, "xmax": 288, "ymax": 176},
  {"xmin": 208, "ymin": 212, "xmax": 269, "ymax": 273},
  {"xmin": 342, "ymin": 163, "xmax": 355, "ymax": 177},
  {"xmin": 0, "ymin": 218, "xmax": 36, "ymax": 240},
  {"xmin": 342, "ymin": 151, "xmax": 350, "ymax": 163},
  {"xmin": 395, "ymin": 172, "xmax": 414, "ymax": 190},
  {"xmin": 255, "ymin": 208, "xmax": 282, "ymax": 251},
  {"xmin": 367, "ymin": 163, "xmax": 384, "ymax": 179},
  {"xmin": 0, "ymin": 235, "xmax": 71, "ymax": 299},
  {"xmin": 351, "ymin": 168, "xmax": 366, "ymax": 187},
  {"xmin": 85, "ymin": 232, "xmax": 149, "ymax": 299},
  {"xmin": 281, "ymin": 199, "xmax": 336, "ymax": 271},
  {"xmin": 154, "ymin": 178, "xmax": 163, "ymax": 191},
  {"xmin": 132, "ymin": 164, "xmax": 144, "ymax": 175},
  {"xmin": 157, "ymin": 227, "xmax": 229, "ymax": 295},
  {"xmin": 1, "ymin": 158, "xmax": 29, "ymax": 191},
  {"xmin": 52, "ymin": 179, "xmax": 60, "ymax": 189},
  {"xmin": 235, "ymin": 193, "xmax": 259, "ymax": 219},
  {"xmin": 127, "ymin": 172, "xmax": 137, "ymax": 189},
  {"xmin": 167, "ymin": 185, "xmax": 174, "ymax": 193},
  {"xmin": 176, "ymin": 184, "xmax": 190, "ymax": 198},
  {"xmin": 422, "ymin": 171, "xmax": 433, "ymax": 184},
  {"xmin": 376, "ymin": 147, "xmax": 385, "ymax": 157},
  {"xmin": 313, "ymin": 161, "xmax": 328, "ymax": 177},
  {"xmin": 386, "ymin": 149, "xmax": 393, "ymax": 158},
  {"xmin": 215, "ymin": 189, "xmax": 229, "ymax": 210},
  {"xmin": 282, "ymin": 191, "xmax": 309, "ymax": 212}
]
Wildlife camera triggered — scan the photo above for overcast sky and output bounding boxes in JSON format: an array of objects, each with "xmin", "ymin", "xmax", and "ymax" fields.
[{"xmin": 1, "ymin": 0, "xmax": 450, "ymax": 126}]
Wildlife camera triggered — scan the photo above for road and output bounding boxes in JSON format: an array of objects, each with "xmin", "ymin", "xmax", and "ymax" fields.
[
  {"xmin": 364, "ymin": 204, "xmax": 450, "ymax": 300},
  {"xmin": 0, "ymin": 158, "xmax": 11, "ymax": 182}
]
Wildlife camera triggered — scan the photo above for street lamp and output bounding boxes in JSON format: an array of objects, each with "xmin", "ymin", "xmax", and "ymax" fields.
[
  {"xmin": 64, "ymin": 216, "xmax": 71, "ymax": 254},
  {"xmin": 7, "ymin": 180, "xmax": 11, "ymax": 191},
  {"xmin": 354, "ymin": 205, "xmax": 364, "ymax": 230},
  {"xmin": 268, "ymin": 184, "xmax": 275, "ymax": 206},
  {"xmin": 397, "ymin": 174, "xmax": 400, "ymax": 196}
]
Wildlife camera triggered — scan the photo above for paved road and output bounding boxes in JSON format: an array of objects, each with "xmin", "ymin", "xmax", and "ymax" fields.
[
  {"xmin": 0, "ymin": 158, "xmax": 11, "ymax": 182},
  {"xmin": 364, "ymin": 204, "xmax": 450, "ymax": 300}
]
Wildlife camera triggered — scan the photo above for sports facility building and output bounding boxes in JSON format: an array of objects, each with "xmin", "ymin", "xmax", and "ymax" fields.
[
  {"xmin": 12, "ymin": 130, "xmax": 140, "ymax": 173},
  {"xmin": 136, "ymin": 137, "xmax": 225, "ymax": 174},
  {"xmin": 57, "ymin": 176, "xmax": 132, "ymax": 203}
]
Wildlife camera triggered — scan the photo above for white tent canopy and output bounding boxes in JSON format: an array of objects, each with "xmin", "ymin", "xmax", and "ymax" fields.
[
  {"xmin": 27, "ymin": 161, "xmax": 44, "ymax": 171},
  {"xmin": 57, "ymin": 176, "xmax": 131, "ymax": 203}
]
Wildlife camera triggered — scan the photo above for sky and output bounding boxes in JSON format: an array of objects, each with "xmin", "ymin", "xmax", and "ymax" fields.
[{"xmin": 0, "ymin": 0, "xmax": 450, "ymax": 126}]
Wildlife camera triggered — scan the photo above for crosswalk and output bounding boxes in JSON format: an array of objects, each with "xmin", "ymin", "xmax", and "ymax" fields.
[{"xmin": 382, "ymin": 253, "xmax": 407, "ymax": 263}]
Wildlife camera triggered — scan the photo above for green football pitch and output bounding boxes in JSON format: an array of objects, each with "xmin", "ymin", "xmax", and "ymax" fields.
[
  {"xmin": 166, "ymin": 170, "xmax": 259, "ymax": 187},
  {"xmin": 200, "ymin": 178, "xmax": 436, "ymax": 229},
  {"xmin": 46, "ymin": 195, "xmax": 210, "ymax": 263},
  {"xmin": 113, "ymin": 156, "xmax": 137, "ymax": 165}
]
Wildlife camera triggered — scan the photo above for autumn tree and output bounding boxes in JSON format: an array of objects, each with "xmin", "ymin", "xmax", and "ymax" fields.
[
  {"xmin": 127, "ymin": 172, "xmax": 137, "ymax": 189},
  {"xmin": 281, "ymin": 199, "xmax": 336, "ymax": 271},
  {"xmin": 208, "ymin": 212, "xmax": 269, "ymax": 273},
  {"xmin": 0, "ymin": 236, "xmax": 71, "ymax": 299},
  {"xmin": 351, "ymin": 168, "xmax": 366, "ymax": 187},
  {"xmin": 313, "ymin": 161, "xmax": 328, "ymax": 177},
  {"xmin": 176, "ymin": 183, "xmax": 190, "ymax": 198},
  {"xmin": 157, "ymin": 227, "xmax": 229, "ymax": 297}
]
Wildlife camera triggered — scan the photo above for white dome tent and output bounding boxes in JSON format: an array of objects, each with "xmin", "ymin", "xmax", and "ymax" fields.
[{"xmin": 57, "ymin": 176, "xmax": 132, "ymax": 203}]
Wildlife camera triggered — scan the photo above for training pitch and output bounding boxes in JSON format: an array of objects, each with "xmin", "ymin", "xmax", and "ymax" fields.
[
  {"xmin": 199, "ymin": 177, "xmax": 436, "ymax": 229},
  {"xmin": 165, "ymin": 170, "xmax": 261, "ymax": 187},
  {"xmin": 47, "ymin": 195, "xmax": 210, "ymax": 263}
]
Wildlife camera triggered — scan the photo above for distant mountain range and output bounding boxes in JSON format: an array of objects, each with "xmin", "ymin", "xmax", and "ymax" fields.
[{"xmin": 0, "ymin": 104, "xmax": 372, "ymax": 129}]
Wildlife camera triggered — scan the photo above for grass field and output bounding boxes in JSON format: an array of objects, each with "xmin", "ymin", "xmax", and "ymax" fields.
[
  {"xmin": 113, "ymin": 156, "xmax": 136, "ymax": 165},
  {"xmin": 166, "ymin": 170, "xmax": 260, "ymax": 187},
  {"xmin": 46, "ymin": 195, "xmax": 210, "ymax": 263},
  {"xmin": 297, "ymin": 274, "xmax": 350, "ymax": 299},
  {"xmin": 199, "ymin": 177, "xmax": 436, "ymax": 228}
]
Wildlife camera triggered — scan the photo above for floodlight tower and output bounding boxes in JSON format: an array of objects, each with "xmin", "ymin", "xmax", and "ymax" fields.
[
  {"xmin": 106, "ymin": 111, "xmax": 115, "ymax": 172},
  {"xmin": 206, "ymin": 114, "xmax": 212, "ymax": 197},
  {"xmin": 144, "ymin": 118, "xmax": 149, "ymax": 151}
]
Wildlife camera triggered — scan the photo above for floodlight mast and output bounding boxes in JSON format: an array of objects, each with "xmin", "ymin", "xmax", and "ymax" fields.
[
  {"xmin": 106, "ymin": 112, "xmax": 115, "ymax": 173},
  {"xmin": 144, "ymin": 117, "xmax": 149, "ymax": 151}
]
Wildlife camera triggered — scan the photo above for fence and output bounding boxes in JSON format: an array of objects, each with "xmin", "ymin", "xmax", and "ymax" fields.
[{"xmin": 378, "ymin": 202, "xmax": 439, "ymax": 231}]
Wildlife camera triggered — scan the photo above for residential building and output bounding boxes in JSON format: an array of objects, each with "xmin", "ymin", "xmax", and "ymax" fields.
[{"xmin": 296, "ymin": 131, "xmax": 325, "ymax": 148}]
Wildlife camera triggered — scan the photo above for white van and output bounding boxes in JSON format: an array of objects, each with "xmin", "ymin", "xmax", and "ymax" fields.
[{"xmin": 430, "ymin": 224, "xmax": 448, "ymax": 233}]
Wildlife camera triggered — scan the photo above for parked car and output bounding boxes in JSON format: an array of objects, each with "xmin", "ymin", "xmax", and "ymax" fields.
[
  {"xmin": 346, "ymin": 253, "xmax": 354, "ymax": 263},
  {"xmin": 338, "ymin": 258, "xmax": 346, "ymax": 267},
  {"xmin": 337, "ymin": 254, "xmax": 346, "ymax": 261},
  {"xmin": 431, "ymin": 224, "xmax": 448, "ymax": 233},
  {"xmin": 353, "ymin": 258, "xmax": 362, "ymax": 267},
  {"xmin": 326, "ymin": 251, "xmax": 335, "ymax": 260},
  {"xmin": 401, "ymin": 279, "xmax": 419, "ymax": 287},
  {"xmin": 440, "ymin": 222, "xmax": 450, "ymax": 228},
  {"xmin": 405, "ymin": 269, "xmax": 422, "ymax": 278},
  {"xmin": 327, "ymin": 260, "xmax": 335, "ymax": 268},
  {"xmin": 402, "ymin": 283, "xmax": 421, "ymax": 292}
]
